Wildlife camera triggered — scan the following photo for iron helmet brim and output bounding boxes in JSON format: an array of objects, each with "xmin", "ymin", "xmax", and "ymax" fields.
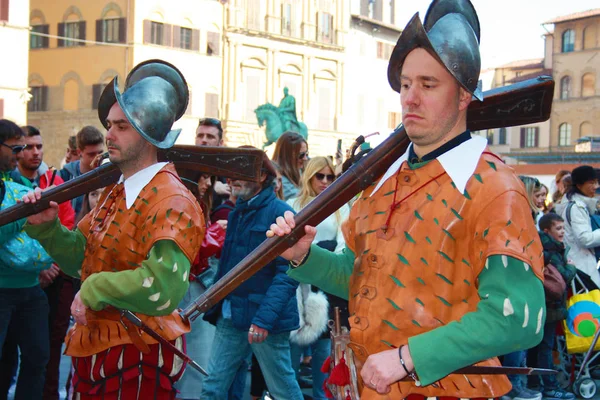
[{"xmin": 387, "ymin": 0, "xmax": 483, "ymax": 101}]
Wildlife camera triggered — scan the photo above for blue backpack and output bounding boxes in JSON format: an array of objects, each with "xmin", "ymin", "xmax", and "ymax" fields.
[{"xmin": 566, "ymin": 201, "xmax": 600, "ymax": 261}]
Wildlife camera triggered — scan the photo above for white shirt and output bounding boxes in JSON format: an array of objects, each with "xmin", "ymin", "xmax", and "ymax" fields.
[
  {"xmin": 118, "ymin": 162, "xmax": 168, "ymax": 209},
  {"xmin": 371, "ymin": 135, "xmax": 488, "ymax": 197}
]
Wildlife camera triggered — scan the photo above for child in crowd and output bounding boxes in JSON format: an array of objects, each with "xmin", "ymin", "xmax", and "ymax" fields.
[{"xmin": 529, "ymin": 213, "xmax": 577, "ymax": 400}]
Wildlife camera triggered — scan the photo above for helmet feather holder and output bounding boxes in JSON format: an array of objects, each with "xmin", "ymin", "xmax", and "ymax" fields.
[
  {"xmin": 97, "ymin": 59, "xmax": 189, "ymax": 149},
  {"xmin": 387, "ymin": 0, "xmax": 483, "ymax": 101}
]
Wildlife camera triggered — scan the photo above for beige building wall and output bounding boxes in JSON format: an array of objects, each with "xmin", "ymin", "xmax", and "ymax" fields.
[
  {"xmin": 0, "ymin": 0, "xmax": 30, "ymax": 125},
  {"xmin": 549, "ymin": 14, "xmax": 600, "ymax": 150},
  {"xmin": 28, "ymin": 0, "xmax": 223, "ymax": 166},
  {"xmin": 221, "ymin": 0, "xmax": 349, "ymax": 157}
]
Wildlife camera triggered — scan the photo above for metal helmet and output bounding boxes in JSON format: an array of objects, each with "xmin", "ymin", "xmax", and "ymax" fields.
[
  {"xmin": 97, "ymin": 59, "xmax": 189, "ymax": 149},
  {"xmin": 387, "ymin": 0, "xmax": 483, "ymax": 101}
]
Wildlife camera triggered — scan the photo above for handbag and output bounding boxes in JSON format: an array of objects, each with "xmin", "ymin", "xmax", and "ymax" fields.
[{"xmin": 543, "ymin": 263, "xmax": 566, "ymax": 301}]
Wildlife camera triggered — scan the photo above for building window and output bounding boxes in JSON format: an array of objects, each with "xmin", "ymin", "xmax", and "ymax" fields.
[
  {"xmin": 582, "ymin": 73, "xmax": 596, "ymax": 97},
  {"xmin": 318, "ymin": 12, "xmax": 333, "ymax": 43},
  {"xmin": 580, "ymin": 121, "xmax": 593, "ymax": 137},
  {"xmin": 317, "ymin": 87, "xmax": 333, "ymax": 130},
  {"xmin": 558, "ymin": 123, "xmax": 571, "ymax": 146},
  {"xmin": 0, "ymin": 0, "xmax": 8, "ymax": 22},
  {"xmin": 562, "ymin": 29, "xmax": 575, "ymax": 53},
  {"xmin": 30, "ymin": 24, "xmax": 49, "ymax": 49},
  {"xmin": 245, "ymin": 75, "xmax": 260, "ymax": 122},
  {"xmin": 28, "ymin": 86, "xmax": 48, "ymax": 112},
  {"xmin": 486, "ymin": 129, "xmax": 494, "ymax": 145},
  {"xmin": 520, "ymin": 127, "xmax": 539, "ymax": 148},
  {"xmin": 498, "ymin": 128, "xmax": 507, "ymax": 145},
  {"xmin": 376, "ymin": 41, "xmax": 393, "ymax": 60},
  {"xmin": 207, "ymin": 32, "xmax": 220, "ymax": 55},
  {"xmin": 247, "ymin": 0, "xmax": 261, "ymax": 30},
  {"xmin": 151, "ymin": 21, "xmax": 163, "ymax": 45},
  {"xmin": 282, "ymin": 3, "xmax": 292, "ymax": 36},
  {"xmin": 64, "ymin": 21, "xmax": 80, "ymax": 46},
  {"xmin": 560, "ymin": 76, "xmax": 571, "ymax": 100},
  {"xmin": 388, "ymin": 111, "xmax": 401, "ymax": 129},
  {"xmin": 583, "ymin": 26, "xmax": 596, "ymax": 50},
  {"xmin": 205, "ymin": 93, "xmax": 219, "ymax": 118},
  {"xmin": 102, "ymin": 18, "xmax": 119, "ymax": 43},
  {"xmin": 91, "ymin": 83, "xmax": 107, "ymax": 109},
  {"xmin": 180, "ymin": 27, "xmax": 192, "ymax": 50}
]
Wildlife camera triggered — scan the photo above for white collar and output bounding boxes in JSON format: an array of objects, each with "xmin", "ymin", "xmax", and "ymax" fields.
[
  {"xmin": 371, "ymin": 135, "xmax": 488, "ymax": 196},
  {"xmin": 118, "ymin": 162, "xmax": 168, "ymax": 209}
]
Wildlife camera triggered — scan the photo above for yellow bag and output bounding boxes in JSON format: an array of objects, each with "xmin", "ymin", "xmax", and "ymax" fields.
[{"xmin": 563, "ymin": 289, "xmax": 600, "ymax": 354}]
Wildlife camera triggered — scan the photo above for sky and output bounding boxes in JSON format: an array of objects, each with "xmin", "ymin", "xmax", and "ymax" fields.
[{"xmin": 395, "ymin": 0, "xmax": 600, "ymax": 69}]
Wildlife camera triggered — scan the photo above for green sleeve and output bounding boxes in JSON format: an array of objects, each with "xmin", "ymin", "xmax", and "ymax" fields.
[
  {"xmin": 408, "ymin": 255, "xmax": 545, "ymax": 386},
  {"xmin": 0, "ymin": 219, "xmax": 25, "ymax": 246},
  {"xmin": 79, "ymin": 240, "xmax": 190, "ymax": 316},
  {"xmin": 286, "ymin": 244, "xmax": 355, "ymax": 300},
  {"xmin": 23, "ymin": 218, "xmax": 86, "ymax": 278}
]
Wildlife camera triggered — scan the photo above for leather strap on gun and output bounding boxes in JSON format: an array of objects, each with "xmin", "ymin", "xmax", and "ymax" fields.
[
  {"xmin": 180, "ymin": 75, "xmax": 555, "ymax": 322},
  {"xmin": 0, "ymin": 145, "xmax": 265, "ymax": 227}
]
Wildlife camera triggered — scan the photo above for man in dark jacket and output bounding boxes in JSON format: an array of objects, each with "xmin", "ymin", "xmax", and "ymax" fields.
[{"xmin": 201, "ymin": 150, "xmax": 303, "ymax": 400}]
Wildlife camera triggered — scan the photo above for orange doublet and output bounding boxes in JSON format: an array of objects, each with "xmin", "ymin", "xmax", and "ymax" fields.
[
  {"xmin": 66, "ymin": 164, "xmax": 205, "ymax": 357},
  {"xmin": 342, "ymin": 152, "xmax": 543, "ymax": 399}
]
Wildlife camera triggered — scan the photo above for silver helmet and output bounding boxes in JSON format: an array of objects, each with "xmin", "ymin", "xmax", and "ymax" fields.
[
  {"xmin": 97, "ymin": 59, "xmax": 189, "ymax": 149},
  {"xmin": 387, "ymin": 0, "xmax": 483, "ymax": 101}
]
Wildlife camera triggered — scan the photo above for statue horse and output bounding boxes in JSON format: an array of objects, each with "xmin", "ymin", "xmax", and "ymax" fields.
[{"xmin": 255, "ymin": 103, "xmax": 308, "ymax": 148}]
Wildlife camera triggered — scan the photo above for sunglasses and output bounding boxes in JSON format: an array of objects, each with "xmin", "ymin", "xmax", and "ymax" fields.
[
  {"xmin": 314, "ymin": 172, "xmax": 335, "ymax": 182},
  {"xmin": 298, "ymin": 152, "xmax": 309, "ymax": 160},
  {"xmin": 0, "ymin": 142, "xmax": 25, "ymax": 154}
]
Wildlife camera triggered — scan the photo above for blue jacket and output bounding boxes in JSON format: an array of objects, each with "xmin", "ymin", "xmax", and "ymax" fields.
[{"xmin": 204, "ymin": 187, "xmax": 299, "ymax": 334}]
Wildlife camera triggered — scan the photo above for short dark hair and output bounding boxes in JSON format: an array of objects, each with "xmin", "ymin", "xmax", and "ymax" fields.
[
  {"xmin": 0, "ymin": 119, "xmax": 24, "ymax": 143},
  {"xmin": 21, "ymin": 125, "xmax": 41, "ymax": 137},
  {"xmin": 198, "ymin": 118, "xmax": 223, "ymax": 140},
  {"xmin": 76, "ymin": 126, "xmax": 104, "ymax": 150},
  {"xmin": 68, "ymin": 135, "xmax": 77, "ymax": 150},
  {"xmin": 539, "ymin": 213, "xmax": 564, "ymax": 232}
]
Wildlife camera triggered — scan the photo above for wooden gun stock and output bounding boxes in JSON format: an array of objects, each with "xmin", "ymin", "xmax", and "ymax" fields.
[
  {"xmin": 0, "ymin": 146, "xmax": 265, "ymax": 227},
  {"xmin": 180, "ymin": 75, "xmax": 555, "ymax": 321}
]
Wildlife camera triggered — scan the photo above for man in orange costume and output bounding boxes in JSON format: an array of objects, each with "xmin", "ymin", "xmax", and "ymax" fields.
[
  {"xmin": 22, "ymin": 60, "xmax": 205, "ymax": 399},
  {"xmin": 268, "ymin": 0, "xmax": 546, "ymax": 399}
]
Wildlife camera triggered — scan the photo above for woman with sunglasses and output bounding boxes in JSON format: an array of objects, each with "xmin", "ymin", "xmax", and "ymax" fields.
[
  {"xmin": 272, "ymin": 131, "xmax": 308, "ymax": 200},
  {"xmin": 286, "ymin": 157, "xmax": 350, "ymax": 400},
  {"xmin": 519, "ymin": 176, "xmax": 544, "ymax": 226}
]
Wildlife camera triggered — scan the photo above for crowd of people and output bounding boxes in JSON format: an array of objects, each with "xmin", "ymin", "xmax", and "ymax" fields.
[{"xmin": 1, "ymin": 0, "xmax": 596, "ymax": 400}]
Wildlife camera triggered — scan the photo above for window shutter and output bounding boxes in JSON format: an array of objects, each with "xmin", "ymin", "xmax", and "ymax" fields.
[
  {"xmin": 41, "ymin": 86, "xmax": 49, "ymax": 111},
  {"xmin": 390, "ymin": 0, "xmax": 395, "ymax": 24},
  {"xmin": 0, "ymin": 0, "xmax": 8, "ymax": 22},
  {"xmin": 143, "ymin": 20, "xmax": 151, "ymax": 44},
  {"xmin": 534, "ymin": 127, "xmax": 539, "ymax": 147},
  {"xmin": 374, "ymin": 0, "xmax": 383, "ymax": 21},
  {"xmin": 0, "ymin": 99, "xmax": 4, "ymax": 119},
  {"xmin": 163, "ymin": 24, "xmax": 172, "ymax": 46},
  {"xmin": 92, "ymin": 84, "xmax": 103, "ymax": 109},
  {"xmin": 192, "ymin": 29, "xmax": 200, "ymax": 51},
  {"xmin": 42, "ymin": 24, "xmax": 49, "ymax": 48},
  {"xmin": 360, "ymin": 0, "xmax": 369, "ymax": 16},
  {"xmin": 118, "ymin": 18, "xmax": 126, "ymax": 43},
  {"xmin": 329, "ymin": 13, "xmax": 334, "ymax": 43},
  {"xmin": 57, "ymin": 23, "xmax": 65, "ymax": 47},
  {"xmin": 78, "ymin": 20, "xmax": 86, "ymax": 45},
  {"xmin": 316, "ymin": 11, "xmax": 320, "ymax": 41},
  {"xmin": 205, "ymin": 93, "xmax": 219, "ymax": 118},
  {"xmin": 520, "ymin": 128, "xmax": 525, "ymax": 148},
  {"xmin": 173, "ymin": 26, "xmax": 181, "ymax": 48},
  {"xmin": 96, "ymin": 19, "xmax": 103, "ymax": 42}
]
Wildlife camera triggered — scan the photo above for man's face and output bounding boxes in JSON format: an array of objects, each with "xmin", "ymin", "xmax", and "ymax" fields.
[
  {"xmin": 79, "ymin": 143, "xmax": 104, "ymax": 171},
  {"xmin": 0, "ymin": 136, "xmax": 24, "ymax": 172},
  {"xmin": 546, "ymin": 221, "xmax": 565, "ymax": 243},
  {"xmin": 105, "ymin": 102, "xmax": 150, "ymax": 166},
  {"xmin": 20, "ymin": 135, "xmax": 43, "ymax": 171},
  {"xmin": 399, "ymin": 48, "xmax": 470, "ymax": 148},
  {"xmin": 195, "ymin": 125, "xmax": 222, "ymax": 147},
  {"xmin": 231, "ymin": 175, "xmax": 266, "ymax": 201}
]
